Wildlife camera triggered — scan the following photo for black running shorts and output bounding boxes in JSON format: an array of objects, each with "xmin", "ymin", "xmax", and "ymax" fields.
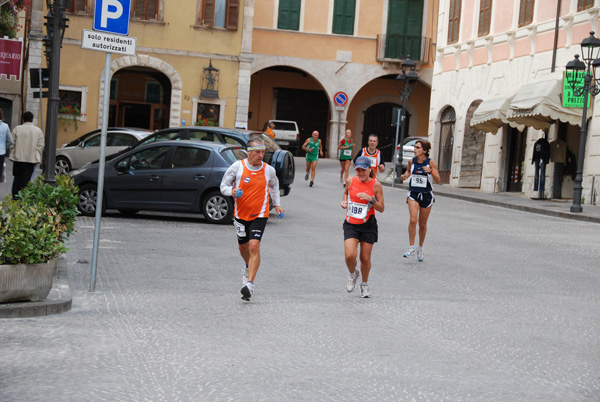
[
  {"xmin": 234, "ymin": 217, "xmax": 268, "ymax": 244},
  {"xmin": 343, "ymin": 215, "xmax": 378, "ymax": 244},
  {"xmin": 407, "ymin": 191, "xmax": 435, "ymax": 208}
]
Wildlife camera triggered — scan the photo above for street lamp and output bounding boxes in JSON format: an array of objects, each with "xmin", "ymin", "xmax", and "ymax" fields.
[
  {"xmin": 565, "ymin": 31, "xmax": 600, "ymax": 213},
  {"xmin": 392, "ymin": 56, "xmax": 419, "ymax": 185}
]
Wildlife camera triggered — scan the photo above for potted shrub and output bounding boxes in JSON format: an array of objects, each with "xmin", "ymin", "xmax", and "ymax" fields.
[{"xmin": 0, "ymin": 175, "xmax": 78, "ymax": 302}]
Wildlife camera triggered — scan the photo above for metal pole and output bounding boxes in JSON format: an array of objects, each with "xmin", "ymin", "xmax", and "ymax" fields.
[
  {"xmin": 392, "ymin": 109, "xmax": 401, "ymax": 187},
  {"xmin": 398, "ymin": 107, "xmax": 407, "ymax": 182},
  {"xmin": 570, "ymin": 71, "xmax": 591, "ymax": 213},
  {"xmin": 89, "ymin": 52, "xmax": 111, "ymax": 292},
  {"xmin": 38, "ymin": 68, "xmax": 44, "ymax": 130},
  {"xmin": 44, "ymin": 0, "xmax": 64, "ymax": 185}
]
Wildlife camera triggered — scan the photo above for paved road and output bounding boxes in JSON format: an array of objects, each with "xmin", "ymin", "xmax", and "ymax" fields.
[{"xmin": 1, "ymin": 157, "xmax": 599, "ymax": 401}]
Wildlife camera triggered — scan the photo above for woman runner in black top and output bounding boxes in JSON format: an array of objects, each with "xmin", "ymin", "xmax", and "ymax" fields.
[{"xmin": 399, "ymin": 139, "xmax": 440, "ymax": 262}]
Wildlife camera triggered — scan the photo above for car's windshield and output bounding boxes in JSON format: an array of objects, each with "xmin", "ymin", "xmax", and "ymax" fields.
[{"xmin": 221, "ymin": 148, "xmax": 248, "ymax": 164}]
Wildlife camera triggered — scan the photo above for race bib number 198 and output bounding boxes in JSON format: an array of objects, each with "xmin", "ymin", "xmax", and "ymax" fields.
[{"xmin": 347, "ymin": 201, "xmax": 368, "ymax": 219}]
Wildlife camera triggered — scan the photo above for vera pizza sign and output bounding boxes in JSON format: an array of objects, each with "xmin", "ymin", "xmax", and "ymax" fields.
[{"xmin": 0, "ymin": 37, "xmax": 23, "ymax": 80}]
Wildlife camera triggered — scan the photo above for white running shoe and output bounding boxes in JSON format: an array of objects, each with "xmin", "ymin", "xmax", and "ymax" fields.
[
  {"xmin": 360, "ymin": 282, "xmax": 370, "ymax": 298},
  {"xmin": 403, "ymin": 246, "xmax": 416, "ymax": 258},
  {"xmin": 346, "ymin": 269, "xmax": 360, "ymax": 292},
  {"xmin": 417, "ymin": 247, "xmax": 424, "ymax": 262},
  {"xmin": 340, "ymin": 177, "xmax": 344, "ymax": 185},
  {"xmin": 241, "ymin": 282, "xmax": 254, "ymax": 301},
  {"xmin": 242, "ymin": 265, "xmax": 248, "ymax": 284}
]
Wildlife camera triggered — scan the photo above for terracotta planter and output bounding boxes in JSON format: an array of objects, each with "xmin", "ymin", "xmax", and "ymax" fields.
[{"xmin": 0, "ymin": 260, "xmax": 57, "ymax": 303}]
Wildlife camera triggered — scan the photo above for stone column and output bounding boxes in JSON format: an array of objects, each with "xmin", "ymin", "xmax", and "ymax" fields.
[
  {"xmin": 25, "ymin": 0, "xmax": 45, "ymax": 126},
  {"xmin": 235, "ymin": 0, "xmax": 254, "ymax": 128}
]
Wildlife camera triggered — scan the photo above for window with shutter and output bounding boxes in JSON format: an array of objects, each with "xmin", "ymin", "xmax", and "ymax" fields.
[
  {"xmin": 577, "ymin": 0, "xmax": 593, "ymax": 11},
  {"xmin": 518, "ymin": 0, "xmax": 534, "ymax": 27},
  {"xmin": 64, "ymin": 0, "xmax": 88, "ymax": 13},
  {"xmin": 447, "ymin": 0, "xmax": 461, "ymax": 44},
  {"xmin": 385, "ymin": 0, "xmax": 423, "ymax": 59},
  {"xmin": 278, "ymin": 0, "xmax": 301, "ymax": 31},
  {"xmin": 477, "ymin": 0, "xmax": 491, "ymax": 37},
  {"xmin": 199, "ymin": 0, "xmax": 238, "ymax": 30},
  {"xmin": 332, "ymin": 0, "xmax": 356, "ymax": 35},
  {"xmin": 132, "ymin": 0, "xmax": 160, "ymax": 21}
]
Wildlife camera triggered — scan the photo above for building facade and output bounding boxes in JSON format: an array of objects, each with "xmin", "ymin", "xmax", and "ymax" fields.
[
  {"xmin": 247, "ymin": 0, "xmax": 439, "ymax": 160},
  {"xmin": 430, "ymin": 0, "xmax": 599, "ymax": 205},
  {"xmin": 27, "ymin": 0, "xmax": 246, "ymax": 146}
]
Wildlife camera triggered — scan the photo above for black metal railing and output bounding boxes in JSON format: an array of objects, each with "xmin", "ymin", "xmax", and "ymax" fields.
[{"xmin": 376, "ymin": 34, "xmax": 431, "ymax": 64}]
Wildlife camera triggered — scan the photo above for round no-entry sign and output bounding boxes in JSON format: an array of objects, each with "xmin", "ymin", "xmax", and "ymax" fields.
[{"xmin": 334, "ymin": 91, "xmax": 348, "ymax": 106}]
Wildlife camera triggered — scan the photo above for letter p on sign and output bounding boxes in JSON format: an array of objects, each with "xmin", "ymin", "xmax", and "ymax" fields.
[
  {"xmin": 101, "ymin": 0, "xmax": 123, "ymax": 28},
  {"xmin": 93, "ymin": 0, "xmax": 131, "ymax": 36}
]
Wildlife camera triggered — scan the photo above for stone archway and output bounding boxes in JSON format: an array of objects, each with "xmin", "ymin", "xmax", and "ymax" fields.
[{"xmin": 97, "ymin": 55, "xmax": 183, "ymax": 128}]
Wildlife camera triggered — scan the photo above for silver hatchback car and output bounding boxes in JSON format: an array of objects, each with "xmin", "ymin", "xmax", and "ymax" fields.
[
  {"xmin": 394, "ymin": 136, "xmax": 428, "ymax": 169},
  {"xmin": 55, "ymin": 128, "xmax": 152, "ymax": 175}
]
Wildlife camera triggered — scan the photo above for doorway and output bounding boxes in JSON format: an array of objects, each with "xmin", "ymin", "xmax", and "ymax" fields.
[
  {"xmin": 109, "ymin": 67, "xmax": 171, "ymax": 130},
  {"xmin": 458, "ymin": 100, "xmax": 486, "ymax": 188},
  {"xmin": 438, "ymin": 107, "xmax": 455, "ymax": 184},
  {"xmin": 506, "ymin": 127, "xmax": 527, "ymax": 192},
  {"xmin": 362, "ymin": 102, "xmax": 404, "ymax": 162}
]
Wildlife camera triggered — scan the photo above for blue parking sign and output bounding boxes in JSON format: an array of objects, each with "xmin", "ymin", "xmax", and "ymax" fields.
[{"xmin": 93, "ymin": 0, "xmax": 131, "ymax": 36}]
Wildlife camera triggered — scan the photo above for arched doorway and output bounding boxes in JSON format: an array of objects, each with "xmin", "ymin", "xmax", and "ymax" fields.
[
  {"xmin": 362, "ymin": 102, "xmax": 404, "ymax": 162},
  {"xmin": 438, "ymin": 107, "xmax": 455, "ymax": 184},
  {"xmin": 109, "ymin": 67, "xmax": 171, "ymax": 130},
  {"xmin": 458, "ymin": 100, "xmax": 486, "ymax": 188},
  {"xmin": 0, "ymin": 97, "xmax": 13, "ymax": 128}
]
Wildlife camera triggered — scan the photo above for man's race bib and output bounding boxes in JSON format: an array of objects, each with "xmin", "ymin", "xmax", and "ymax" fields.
[
  {"xmin": 234, "ymin": 220, "xmax": 246, "ymax": 237},
  {"xmin": 343, "ymin": 149, "xmax": 352, "ymax": 157},
  {"xmin": 347, "ymin": 201, "xmax": 369, "ymax": 219},
  {"xmin": 369, "ymin": 157, "xmax": 377, "ymax": 167},
  {"xmin": 411, "ymin": 174, "xmax": 428, "ymax": 188}
]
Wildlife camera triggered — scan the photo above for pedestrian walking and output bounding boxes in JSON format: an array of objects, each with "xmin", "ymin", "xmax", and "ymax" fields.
[
  {"xmin": 399, "ymin": 139, "xmax": 440, "ymax": 262},
  {"xmin": 341, "ymin": 156, "xmax": 385, "ymax": 298},
  {"xmin": 353, "ymin": 134, "xmax": 385, "ymax": 180},
  {"xmin": 0, "ymin": 109, "xmax": 14, "ymax": 183},
  {"xmin": 9, "ymin": 111, "xmax": 44, "ymax": 199},
  {"xmin": 220, "ymin": 136, "xmax": 284, "ymax": 301},
  {"xmin": 302, "ymin": 130, "xmax": 323, "ymax": 187},
  {"xmin": 338, "ymin": 128, "xmax": 353, "ymax": 187}
]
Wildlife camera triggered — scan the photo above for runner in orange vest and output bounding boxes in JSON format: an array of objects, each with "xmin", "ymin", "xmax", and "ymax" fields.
[
  {"xmin": 341, "ymin": 156, "xmax": 385, "ymax": 298},
  {"xmin": 220, "ymin": 136, "xmax": 284, "ymax": 301},
  {"xmin": 353, "ymin": 134, "xmax": 385, "ymax": 179}
]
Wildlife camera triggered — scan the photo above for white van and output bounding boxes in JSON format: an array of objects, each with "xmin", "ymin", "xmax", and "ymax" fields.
[{"xmin": 264, "ymin": 120, "xmax": 300, "ymax": 155}]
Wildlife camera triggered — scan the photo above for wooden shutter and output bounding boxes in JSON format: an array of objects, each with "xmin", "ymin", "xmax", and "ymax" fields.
[
  {"xmin": 447, "ymin": 0, "xmax": 461, "ymax": 44},
  {"xmin": 577, "ymin": 0, "xmax": 593, "ymax": 11},
  {"xmin": 478, "ymin": 0, "xmax": 491, "ymax": 37},
  {"xmin": 332, "ymin": 0, "xmax": 356, "ymax": 35},
  {"xmin": 133, "ymin": 0, "xmax": 159, "ymax": 20},
  {"xmin": 518, "ymin": 0, "xmax": 534, "ymax": 27},
  {"xmin": 203, "ymin": 0, "xmax": 215, "ymax": 26},
  {"xmin": 278, "ymin": 0, "xmax": 301, "ymax": 31},
  {"xmin": 226, "ymin": 0, "xmax": 239, "ymax": 30}
]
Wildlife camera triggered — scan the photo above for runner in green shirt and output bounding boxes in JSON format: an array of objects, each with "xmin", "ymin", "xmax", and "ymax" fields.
[
  {"xmin": 338, "ymin": 128, "xmax": 353, "ymax": 187},
  {"xmin": 302, "ymin": 130, "xmax": 323, "ymax": 187}
]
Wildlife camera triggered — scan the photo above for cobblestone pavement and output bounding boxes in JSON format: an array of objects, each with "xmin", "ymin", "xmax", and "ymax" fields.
[{"xmin": 1, "ymin": 158, "xmax": 599, "ymax": 401}]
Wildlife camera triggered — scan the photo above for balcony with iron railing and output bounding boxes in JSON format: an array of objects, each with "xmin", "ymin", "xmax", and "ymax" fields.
[{"xmin": 376, "ymin": 34, "xmax": 432, "ymax": 64}]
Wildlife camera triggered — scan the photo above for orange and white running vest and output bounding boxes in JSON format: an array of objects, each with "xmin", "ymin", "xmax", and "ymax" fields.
[
  {"xmin": 345, "ymin": 176, "xmax": 376, "ymax": 224},
  {"xmin": 234, "ymin": 160, "xmax": 271, "ymax": 220},
  {"xmin": 362, "ymin": 147, "xmax": 381, "ymax": 179}
]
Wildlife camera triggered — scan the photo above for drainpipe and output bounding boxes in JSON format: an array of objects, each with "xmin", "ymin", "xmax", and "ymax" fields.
[{"xmin": 551, "ymin": 0, "xmax": 562, "ymax": 72}]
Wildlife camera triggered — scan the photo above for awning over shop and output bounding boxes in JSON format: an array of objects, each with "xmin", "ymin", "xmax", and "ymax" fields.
[
  {"xmin": 471, "ymin": 92, "xmax": 525, "ymax": 134},
  {"xmin": 506, "ymin": 74, "xmax": 583, "ymax": 131}
]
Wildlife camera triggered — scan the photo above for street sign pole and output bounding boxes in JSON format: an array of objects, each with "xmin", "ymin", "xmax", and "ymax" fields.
[
  {"xmin": 89, "ymin": 52, "xmax": 111, "ymax": 292},
  {"xmin": 88, "ymin": 0, "xmax": 133, "ymax": 292},
  {"xmin": 38, "ymin": 67, "xmax": 44, "ymax": 130},
  {"xmin": 392, "ymin": 109, "xmax": 401, "ymax": 187}
]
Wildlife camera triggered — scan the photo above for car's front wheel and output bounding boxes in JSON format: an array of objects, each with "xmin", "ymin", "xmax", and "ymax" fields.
[
  {"xmin": 78, "ymin": 183, "xmax": 106, "ymax": 217},
  {"xmin": 55, "ymin": 156, "xmax": 71, "ymax": 175},
  {"xmin": 202, "ymin": 190, "xmax": 233, "ymax": 224}
]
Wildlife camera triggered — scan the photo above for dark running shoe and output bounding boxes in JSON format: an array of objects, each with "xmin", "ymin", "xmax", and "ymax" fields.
[{"xmin": 241, "ymin": 282, "xmax": 254, "ymax": 301}]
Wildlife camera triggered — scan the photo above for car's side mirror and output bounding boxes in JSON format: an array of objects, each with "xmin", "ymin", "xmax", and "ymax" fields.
[{"xmin": 117, "ymin": 160, "xmax": 128, "ymax": 173}]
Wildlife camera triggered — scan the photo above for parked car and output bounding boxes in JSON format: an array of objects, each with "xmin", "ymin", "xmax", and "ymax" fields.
[
  {"xmin": 55, "ymin": 127, "xmax": 152, "ymax": 175},
  {"xmin": 263, "ymin": 120, "xmax": 300, "ymax": 155},
  {"xmin": 127, "ymin": 126, "xmax": 295, "ymax": 196},
  {"xmin": 72, "ymin": 141, "xmax": 248, "ymax": 224},
  {"xmin": 394, "ymin": 137, "xmax": 428, "ymax": 169}
]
